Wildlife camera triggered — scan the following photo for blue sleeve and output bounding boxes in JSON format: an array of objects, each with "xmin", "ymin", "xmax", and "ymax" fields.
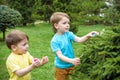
[
  {"xmin": 68, "ymin": 31, "xmax": 76, "ymax": 41},
  {"xmin": 51, "ymin": 41, "xmax": 60, "ymax": 53}
]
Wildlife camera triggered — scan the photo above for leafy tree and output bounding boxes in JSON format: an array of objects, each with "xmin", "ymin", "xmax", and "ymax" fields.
[
  {"xmin": 41, "ymin": 0, "xmax": 53, "ymax": 5},
  {"xmin": 103, "ymin": 7, "xmax": 119, "ymax": 26},
  {"xmin": 71, "ymin": 25, "xmax": 120, "ymax": 80},
  {"xmin": 7, "ymin": 0, "xmax": 36, "ymax": 26},
  {"xmin": 0, "ymin": 0, "xmax": 7, "ymax": 4},
  {"xmin": 103, "ymin": 0, "xmax": 120, "ymax": 25},
  {"xmin": 0, "ymin": 5, "xmax": 22, "ymax": 40},
  {"xmin": 78, "ymin": 0, "xmax": 105, "ymax": 25},
  {"xmin": 35, "ymin": 0, "xmax": 78, "ymax": 33},
  {"xmin": 113, "ymin": 0, "xmax": 120, "ymax": 24}
]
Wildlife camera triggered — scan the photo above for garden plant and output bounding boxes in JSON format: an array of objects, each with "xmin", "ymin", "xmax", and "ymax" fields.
[{"xmin": 71, "ymin": 25, "xmax": 120, "ymax": 80}]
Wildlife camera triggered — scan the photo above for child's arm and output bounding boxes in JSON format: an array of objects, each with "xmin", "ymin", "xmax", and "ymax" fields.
[
  {"xmin": 15, "ymin": 63, "xmax": 36, "ymax": 77},
  {"xmin": 74, "ymin": 31, "xmax": 99, "ymax": 43},
  {"xmin": 56, "ymin": 50, "xmax": 80, "ymax": 66},
  {"xmin": 15, "ymin": 57, "xmax": 48, "ymax": 77}
]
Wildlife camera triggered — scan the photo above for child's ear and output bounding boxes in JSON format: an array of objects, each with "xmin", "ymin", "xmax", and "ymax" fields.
[
  {"xmin": 11, "ymin": 45, "xmax": 17, "ymax": 51},
  {"xmin": 54, "ymin": 23, "xmax": 58, "ymax": 29}
]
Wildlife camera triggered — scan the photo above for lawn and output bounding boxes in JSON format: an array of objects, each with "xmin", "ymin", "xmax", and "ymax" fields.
[{"xmin": 0, "ymin": 23, "xmax": 105, "ymax": 80}]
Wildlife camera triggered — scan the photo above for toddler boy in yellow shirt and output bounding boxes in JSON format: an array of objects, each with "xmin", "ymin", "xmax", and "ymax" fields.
[{"xmin": 5, "ymin": 30, "xmax": 49, "ymax": 80}]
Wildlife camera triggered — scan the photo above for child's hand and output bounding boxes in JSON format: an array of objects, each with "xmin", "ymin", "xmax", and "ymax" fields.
[
  {"xmin": 32, "ymin": 58, "xmax": 41, "ymax": 68},
  {"xmin": 40, "ymin": 56, "xmax": 49, "ymax": 66},
  {"xmin": 32, "ymin": 56, "xmax": 49, "ymax": 68},
  {"xmin": 71, "ymin": 58, "xmax": 80, "ymax": 66},
  {"xmin": 88, "ymin": 31, "xmax": 99, "ymax": 37}
]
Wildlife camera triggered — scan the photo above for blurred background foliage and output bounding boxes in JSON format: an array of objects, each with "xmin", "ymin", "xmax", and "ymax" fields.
[{"xmin": 0, "ymin": 0, "xmax": 120, "ymax": 33}]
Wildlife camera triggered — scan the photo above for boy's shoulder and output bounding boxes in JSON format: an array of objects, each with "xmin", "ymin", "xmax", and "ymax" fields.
[
  {"xmin": 51, "ymin": 31, "xmax": 74, "ymax": 41},
  {"xmin": 7, "ymin": 52, "xmax": 30, "ymax": 59},
  {"xmin": 53, "ymin": 31, "xmax": 73, "ymax": 36}
]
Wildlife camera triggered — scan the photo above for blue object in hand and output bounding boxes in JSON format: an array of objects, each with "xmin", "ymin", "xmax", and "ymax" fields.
[{"xmin": 92, "ymin": 33, "xmax": 97, "ymax": 37}]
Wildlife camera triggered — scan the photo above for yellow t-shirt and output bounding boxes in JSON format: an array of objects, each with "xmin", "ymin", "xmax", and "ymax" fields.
[{"xmin": 6, "ymin": 52, "xmax": 34, "ymax": 80}]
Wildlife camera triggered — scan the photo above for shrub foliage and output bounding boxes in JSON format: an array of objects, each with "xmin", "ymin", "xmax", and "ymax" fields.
[
  {"xmin": 0, "ymin": 5, "xmax": 22, "ymax": 40},
  {"xmin": 71, "ymin": 25, "xmax": 120, "ymax": 80}
]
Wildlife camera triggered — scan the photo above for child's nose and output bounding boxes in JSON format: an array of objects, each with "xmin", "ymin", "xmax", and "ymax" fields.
[
  {"xmin": 26, "ymin": 44, "xmax": 29, "ymax": 48},
  {"xmin": 67, "ymin": 24, "xmax": 70, "ymax": 28}
]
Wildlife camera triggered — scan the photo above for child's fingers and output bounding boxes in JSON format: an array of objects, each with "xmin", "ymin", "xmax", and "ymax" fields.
[
  {"xmin": 75, "ymin": 58, "xmax": 80, "ymax": 62},
  {"xmin": 91, "ymin": 31, "xmax": 100, "ymax": 37},
  {"xmin": 74, "ymin": 58, "xmax": 80, "ymax": 66},
  {"xmin": 44, "ymin": 56, "xmax": 49, "ymax": 62},
  {"xmin": 43, "ymin": 56, "xmax": 49, "ymax": 61},
  {"xmin": 34, "ymin": 58, "xmax": 39, "ymax": 62}
]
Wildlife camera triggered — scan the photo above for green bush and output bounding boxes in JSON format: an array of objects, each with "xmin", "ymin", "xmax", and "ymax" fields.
[
  {"xmin": 0, "ymin": 5, "xmax": 22, "ymax": 40},
  {"xmin": 71, "ymin": 25, "xmax": 120, "ymax": 80},
  {"xmin": 0, "ymin": 5, "xmax": 22, "ymax": 28}
]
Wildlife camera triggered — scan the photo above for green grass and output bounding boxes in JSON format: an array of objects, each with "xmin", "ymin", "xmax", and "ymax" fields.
[{"xmin": 0, "ymin": 23, "xmax": 105, "ymax": 80}]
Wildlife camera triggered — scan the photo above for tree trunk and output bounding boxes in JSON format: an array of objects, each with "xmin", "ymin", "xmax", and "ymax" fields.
[
  {"xmin": 1, "ymin": 27, "xmax": 6, "ymax": 41},
  {"xmin": 3, "ymin": 30, "xmax": 5, "ymax": 41}
]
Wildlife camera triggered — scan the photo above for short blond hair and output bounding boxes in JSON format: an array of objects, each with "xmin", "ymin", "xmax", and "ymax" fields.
[{"xmin": 50, "ymin": 12, "xmax": 69, "ymax": 32}]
